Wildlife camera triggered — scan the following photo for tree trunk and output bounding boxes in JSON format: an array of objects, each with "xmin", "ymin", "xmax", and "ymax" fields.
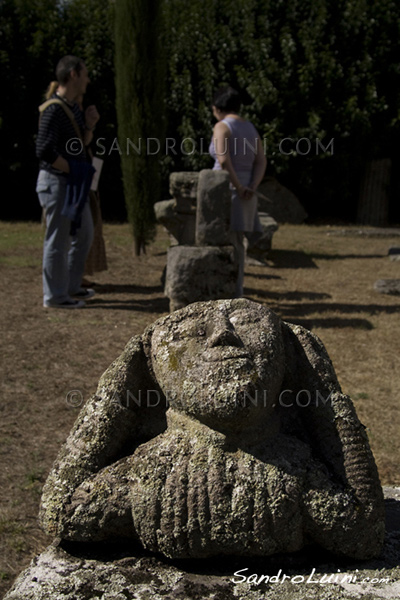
[
  {"xmin": 115, "ymin": 0, "xmax": 166, "ymax": 254},
  {"xmin": 357, "ymin": 158, "xmax": 391, "ymax": 226}
]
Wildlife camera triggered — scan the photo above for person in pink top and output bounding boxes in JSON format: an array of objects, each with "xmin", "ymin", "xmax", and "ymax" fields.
[{"xmin": 209, "ymin": 86, "xmax": 267, "ymax": 297}]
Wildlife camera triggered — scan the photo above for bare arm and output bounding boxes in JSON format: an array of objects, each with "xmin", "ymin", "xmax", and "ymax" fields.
[
  {"xmin": 249, "ymin": 138, "xmax": 267, "ymax": 192},
  {"xmin": 51, "ymin": 156, "xmax": 70, "ymax": 173},
  {"xmin": 212, "ymin": 121, "xmax": 245, "ymax": 195},
  {"xmin": 213, "ymin": 121, "xmax": 266, "ymax": 200}
]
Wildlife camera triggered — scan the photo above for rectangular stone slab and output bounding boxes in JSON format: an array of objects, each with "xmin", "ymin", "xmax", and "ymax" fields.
[{"xmin": 195, "ymin": 169, "xmax": 232, "ymax": 246}]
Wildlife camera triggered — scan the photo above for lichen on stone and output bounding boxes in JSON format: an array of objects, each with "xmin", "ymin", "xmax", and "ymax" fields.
[{"xmin": 38, "ymin": 298, "xmax": 385, "ymax": 561}]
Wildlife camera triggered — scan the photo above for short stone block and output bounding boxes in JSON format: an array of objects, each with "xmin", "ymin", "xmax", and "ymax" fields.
[
  {"xmin": 164, "ymin": 245, "xmax": 237, "ymax": 311},
  {"xmin": 247, "ymin": 212, "xmax": 279, "ymax": 259},
  {"xmin": 154, "ymin": 199, "xmax": 196, "ymax": 246},
  {"xmin": 374, "ymin": 279, "xmax": 400, "ymax": 295},
  {"xmin": 169, "ymin": 171, "xmax": 199, "ymax": 214}
]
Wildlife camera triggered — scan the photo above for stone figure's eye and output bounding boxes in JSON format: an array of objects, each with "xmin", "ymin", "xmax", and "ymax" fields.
[{"xmin": 197, "ymin": 328, "xmax": 206, "ymax": 337}]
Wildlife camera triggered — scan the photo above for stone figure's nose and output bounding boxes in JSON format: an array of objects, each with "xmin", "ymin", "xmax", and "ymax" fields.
[{"xmin": 207, "ymin": 319, "xmax": 243, "ymax": 348}]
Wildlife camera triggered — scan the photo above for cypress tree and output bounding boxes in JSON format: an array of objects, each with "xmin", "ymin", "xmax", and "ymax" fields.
[{"xmin": 115, "ymin": 0, "xmax": 165, "ymax": 254}]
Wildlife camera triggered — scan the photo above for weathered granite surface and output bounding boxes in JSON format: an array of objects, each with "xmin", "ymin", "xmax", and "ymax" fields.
[
  {"xmin": 389, "ymin": 247, "xmax": 400, "ymax": 262},
  {"xmin": 157, "ymin": 171, "xmax": 281, "ymax": 307},
  {"xmin": 155, "ymin": 172, "xmax": 199, "ymax": 246},
  {"xmin": 4, "ymin": 488, "xmax": 399, "ymax": 599},
  {"xmin": 374, "ymin": 279, "xmax": 400, "ymax": 295},
  {"xmin": 195, "ymin": 169, "xmax": 231, "ymax": 246},
  {"xmin": 154, "ymin": 199, "xmax": 193, "ymax": 246},
  {"xmin": 5, "ymin": 298, "xmax": 393, "ymax": 598},
  {"xmin": 164, "ymin": 247, "xmax": 237, "ymax": 311},
  {"xmin": 38, "ymin": 299, "xmax": 384, "ymax": 562},
  {"xmin": 169, "ymin": 171, "xmax": 199, "ymax": 211},
  {"xmin": 247, "ymin": 212, "xmax": 279, "ymax": 260}
]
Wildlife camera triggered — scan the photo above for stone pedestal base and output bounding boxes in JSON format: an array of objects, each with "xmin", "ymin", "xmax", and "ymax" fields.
[
  {"xmin": 4, "ymin": 489, "xmax": 400, "ymax": 600},
  {"xmin": 247, "ymin": 212, "xmax": 279, "ymax": 260},
  {"xmin": 195, "ymin": 169, "xmax": 231, "ymax": 246},
  {"xmin": 164, "ymin": 246, "xmax": 237, "ymax": 311}
]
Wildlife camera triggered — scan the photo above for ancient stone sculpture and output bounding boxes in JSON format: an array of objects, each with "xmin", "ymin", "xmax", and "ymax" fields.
[
  {"xmin": 39, "ymin": 299, "xmax": 385, "ymax": 560},
  {"xmin": 156, "ymin": 171, "xmax": 279, "ymax": 310}
]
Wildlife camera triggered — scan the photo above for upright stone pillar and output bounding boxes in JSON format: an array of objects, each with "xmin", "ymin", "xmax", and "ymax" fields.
[
  {"xmin": 165, "ymin": 169, "xmax": 237, "ymax": 311},
  {"xmin": 195, "ymin": 170, "xmax": 231, "ymax": 246}
]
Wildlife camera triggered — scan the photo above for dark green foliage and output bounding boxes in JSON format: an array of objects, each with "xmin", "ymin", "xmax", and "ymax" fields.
[
  {"xmin": 0, "ymin": 0, "xmax": 118, "ymax": 221},
  {"xmin": 1, "ymin": 0, "xmax": 399, "ymax": 222},
  {"xmin": 0, "ymin": 0, "xmax": 65, "ymax": 220},
  {"xmin": 162, "ymin": 0, "xmax": 400, "ymax": 219},
  {"xmin": 115, "ymin": 0, "xmax": 166, "ymax": 254}
]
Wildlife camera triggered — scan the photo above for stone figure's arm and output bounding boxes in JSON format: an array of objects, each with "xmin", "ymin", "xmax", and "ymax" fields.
[
  {"xmin": 39, "ymin": 335, "xmax": 166, "ymax": 538},
  {"xmin": 282, "ymin": 323, "xmax": 385, "ymax": 558},
  {"xmin": 300, "ymin": 392, "xmax": 385, "ymax": 559}
]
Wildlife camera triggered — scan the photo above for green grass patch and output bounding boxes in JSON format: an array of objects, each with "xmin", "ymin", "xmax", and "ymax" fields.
[
  {"xmin": 0, "ymin": 518, "xmax": 26, "ymax": 537},
  {"xmin": 0, "ymin": 222, "xmax": 43, "ymax": 251},
  {"xmin": 354, "ymin": 392, "xmax": 370, "ymax": 400},
  {"xmin": 0, "ymin": 256, "xmax": 41, "ymax": 267}
]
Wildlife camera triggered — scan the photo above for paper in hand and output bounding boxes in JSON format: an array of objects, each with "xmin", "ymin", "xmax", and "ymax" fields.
[{"xmin": 91, "ymin": 157, "xmax": 104, "ymax": 191}]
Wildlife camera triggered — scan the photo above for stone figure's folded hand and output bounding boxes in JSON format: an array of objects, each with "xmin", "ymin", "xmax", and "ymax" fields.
[{"xmin": 39, "ymin": 299, "xmax": 385, "ymax": 560}]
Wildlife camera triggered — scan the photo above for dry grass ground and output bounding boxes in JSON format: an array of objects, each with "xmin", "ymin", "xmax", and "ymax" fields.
[{"xmin": 1, "ymin": 220, "xmax": 399, "ymax": 596}]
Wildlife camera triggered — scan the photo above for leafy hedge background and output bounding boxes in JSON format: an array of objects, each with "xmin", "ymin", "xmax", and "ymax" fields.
[{"xmin": 1, "ymin": 0, "xmax": 399, "ymax": 224}]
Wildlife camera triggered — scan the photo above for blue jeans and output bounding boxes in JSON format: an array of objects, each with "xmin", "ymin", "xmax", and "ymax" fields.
[{"xmin": 36, "ymin": 170, "xmax": 93, "ymax": 305}]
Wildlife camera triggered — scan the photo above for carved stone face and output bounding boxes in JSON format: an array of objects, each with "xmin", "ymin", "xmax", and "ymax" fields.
[{"xmin": 150, "ymin": 299, "xmax": 285, "ymax": 434}]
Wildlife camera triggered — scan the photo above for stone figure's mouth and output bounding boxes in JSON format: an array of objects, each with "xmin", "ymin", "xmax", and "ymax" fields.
[{"xmin": 204, "ymin": 348, "xmax": 251, "ymax": 362}]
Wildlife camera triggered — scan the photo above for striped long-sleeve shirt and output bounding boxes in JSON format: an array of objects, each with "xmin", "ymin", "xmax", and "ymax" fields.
[{"xmin": 36, "ymin": 95, "xmax": 87, "ymax": 175}]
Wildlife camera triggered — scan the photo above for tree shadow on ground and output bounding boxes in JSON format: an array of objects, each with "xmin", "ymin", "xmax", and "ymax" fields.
[
  {"xmin": 87, "ymin": 296, "xmax": 170, "ymax": 313},
  {"xmin": 92, "ymin": 283, "xmax": 163, "ymax": 295},
  {"xmin": 281, "ymin": 302, "xmax": 400, "ymax": 317},
  {"xmin": 247, "ymin": 291, "xmax": 400, "ymax": 330},
  {"xmin": 245, "ymin": 289, "xmax": 331, "ymax": 302},
  {"xmin": 283, "ymin": 317, "xmax": 374, "ymax": 330},
  {"xmin": 309, "ymin": 253, "xmax": 387, "ymax": 260},
  {"xmin": 267, "ymin": 250, "xmax": 318, "ymax": 269},
  {"xmin": 245, "ymin": 271, "xmax": 283, "ymax": 280},
  {"xmin": 265, "ymin": 249, "xmax": 389, "ymax": 267}
]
